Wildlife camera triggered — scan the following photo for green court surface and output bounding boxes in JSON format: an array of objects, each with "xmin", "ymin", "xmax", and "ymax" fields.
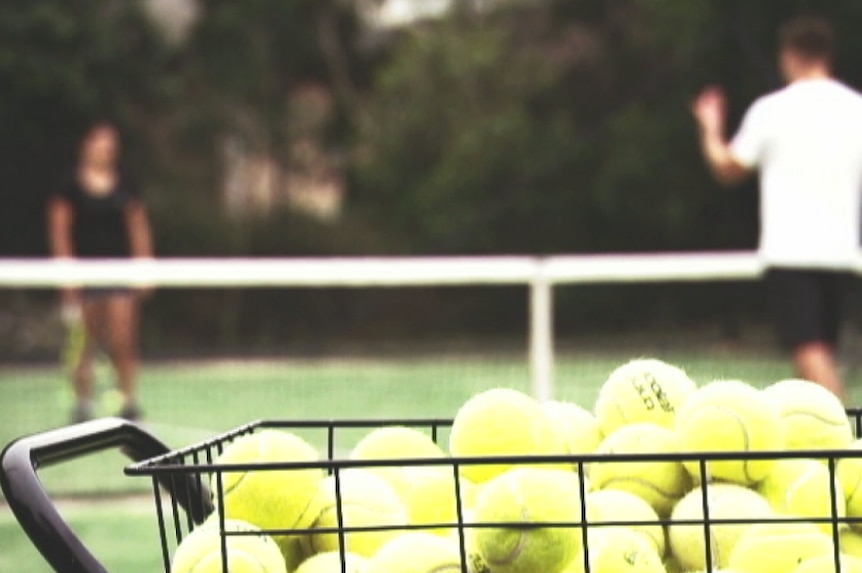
[{"xmin": 2, "ymin": 349, "xmax": 859, "ymax": 573}]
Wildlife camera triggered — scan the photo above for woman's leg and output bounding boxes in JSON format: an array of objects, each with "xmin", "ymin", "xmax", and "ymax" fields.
[
  {"xmin": 74, "ymin": 298, "xmax": 107, "ymax": 421},
  {"xmin": 106, "ymin": 293, "xmax": 141, "ymax": 418}
]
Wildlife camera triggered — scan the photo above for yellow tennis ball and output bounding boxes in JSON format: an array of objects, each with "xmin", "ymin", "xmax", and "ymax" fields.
[
  {"xmin": 662, "ymin": 556, "xmax": 683, "ymax": 573},
  {"xmin": 294, "ymin": 551, "xmax": 368, "ymax": 573},
  {"xmin": 729, "ymin": 522, "xmax": 834, "ymax": 573},
  {"xmin": 212, "ymin": 430, "xmax": 324, "ymax": 534},
  {"xmin": 401, "ymin": 468, "xmax": 476, "ymax": 534},
  {"xmin": 351, "ymin": 426, "xmax": 446, "ymax": 461},
  {"xmin": 763, "ymin": 379, "xmax": 852, "ymax": 451},
  {"xmin": 585, "ymin": 489, "xmax": 666, "ymax": 556},
  {"xmin": 594, "ymin": 358, "xmax": 697, "ymax": 436},
  {"xmin": 757, "ymin": 458, "xmax": 846, "ymax": 534},
  {"xmin": 569, "ymin": 527, "xmax": 665, "ymax": 573},
  {"xmin": 836, "ymin": 440, "xmax": 862, "ymax": 531},
  {"xmin": 793, "ymin": 553, "xmax": 862, "ymax": 573},
  {"xmin": 459, "ymin": 522, "xmax": 491, "ymax": 573},
  {"xmin": 303, "ymin": 469, "xmax": 408, "ymax": 557},
  {"xmin": 277, "ymin": 536, "xmax": 306, "ymax": 573},
  {"xmin": 372, "ymin": 466, "xmax": 476, "ymax": 535},
  {"xmin": 368, "ymin": 533, "xmax": 462, "ymax": 573},
  {"xmin": 351, "ymin": 427, "xmax": 463, "ymax": 534},
  {"xmin": 542, "ymin": 400, "xmax": 603, "ymax": 455},
  {"xmin": 589, "ymin": 423, "xmax": 690, "ymax": 516},
  {"xmin": 675, "ymin": 380, "xmax": 785, "ymax": 485},
  {"xmin": 171, "ymin": 519, "xmax": 287, "ymax": 573},
  {"xmin": 449, "ymin": 388, "xmax": 568, "ymax": 484},
  {"xmin": 668, "ymin": 483, "xmax": 773, "ymax": 571},
  {"xmin": 473, "ymin": 467, "xmax": 583, "ymax": 573},
  {"xmin": 366, "ymin": 465, "xmax": 476, "ymax": 525},
  {"xmin": 842, "ymin": 529, "xmax": 862, "ymax": 558}
]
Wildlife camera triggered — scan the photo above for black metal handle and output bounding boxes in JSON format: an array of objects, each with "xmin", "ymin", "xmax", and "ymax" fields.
[{"xmin": 1, "ymin": 418, "xmax": 212, "ymax": 573}]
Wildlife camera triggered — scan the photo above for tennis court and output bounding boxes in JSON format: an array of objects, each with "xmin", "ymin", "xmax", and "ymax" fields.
[{"xmin": 3, "ymin": 345, "xmax": 858, "ymax": 573}]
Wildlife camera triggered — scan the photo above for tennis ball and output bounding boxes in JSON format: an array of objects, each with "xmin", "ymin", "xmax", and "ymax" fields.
[
  {"xmin": 302, "ymin": 468, "xmax": 408, "ymax": 557},
  {"xmin": 836, "ymin": 440, "xmax": 862, "ymax": 531},
  {"xmin": 473, "ymin": 467, "xmax": 583, "ymax": 573},
  {"xmin": 662, "ymin": 556, "xmax": 683, "ymax": 573},
  {"xmin": 460, "ymin": 523, "xmax": 491, "ymax": 573},
  {"xmin": 294, "ymin": 551, "xmax": 369, "ymax": 573},
  {"xmin": 397, "ymin": 467, "xmax": 476, "ymax": 534},
  {"xmin": 569, "ymin": 527, "xmax": 665, "ymax": 573},
  {"xmin": 842, "ymin": 529, "xmax": 862, "ymax": 558},
  {"xmin": 728, "ymin": 522, "xmax": 834, "ymax": 573},
  {"xmin": 449, "ymin": 388, "xmax": 568, "ymax": 483},
  {"xmin": 351, "ymin": 426, "xmax": 446, "ymax": 461},
  {"xmin": 368, "ymin": 533, "xmax": 462, "ymax": 573},
  {"xmin": 212, "ymin": 430, "xmax": 324, "ymax": 534},
  {"xmin": 757, "ymin": 458, "xmax": 846, "ymax": 534},
  {"xmin": 585, "ymin": 489, "xmax": 666, "ymax": 556},
  {"xmin": 764, "ymin": 379, "xmax": 852, "ymax": 451},
  {"xmin": 594, "ymin": 358, "xmax": 697, "ymax": 436},
  {"xmin": 277, "ymin": 536, "xmax": 306, "ymax": 572},
  {"xmin": 668, "ymin": 483, "xmax": 773, "ymax": 571},
  {"xmin": 589, "ymin": 423, "xmax": 690, "ymax": 516},
  {"xmin": 542, "ymin": 400, "xmax": 603, "ymax": 455},
  {"xmin": 675, "ymin": 380, "xmax": 785, "ymax": 485},
  {"xmin": 351, "ymin": 427, "xmax": 463, "ymax": 534},
  {"xmin": 793, "ymin": 553, "xmax": 862, "ymax": 573},
  {"xmin": 171, "ymin": 519, "xmax": 286, "ymax": 573}
]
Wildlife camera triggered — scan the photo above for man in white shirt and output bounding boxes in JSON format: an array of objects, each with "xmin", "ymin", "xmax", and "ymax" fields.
[{"xmin": 692, "ymin": 16, "xmax": 862, "ymax": 399}]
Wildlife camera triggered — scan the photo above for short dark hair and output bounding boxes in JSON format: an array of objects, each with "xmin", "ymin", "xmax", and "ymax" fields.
[{"xmin": 778, "ymin": 15, "xmax": 834, "ymax": 62}]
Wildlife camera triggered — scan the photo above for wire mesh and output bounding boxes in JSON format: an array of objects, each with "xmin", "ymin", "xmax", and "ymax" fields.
[{"xmin": 125, "ymin": 411, "xmax": 862, "ymax": 573}]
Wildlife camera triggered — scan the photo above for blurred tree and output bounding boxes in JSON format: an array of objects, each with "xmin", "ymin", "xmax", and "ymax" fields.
[
  {"xmin": 354, "ymin": 8, "xmax": 578, "ymax": 254},
  {"xmin": 7, "ymin": 0, "xmax": 862, "ymax": 351}
]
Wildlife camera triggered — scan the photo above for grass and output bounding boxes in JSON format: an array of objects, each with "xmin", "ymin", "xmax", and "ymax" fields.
[{"xmin": 2, "ymin": 345, "xmax": 859, "ymax": 572}]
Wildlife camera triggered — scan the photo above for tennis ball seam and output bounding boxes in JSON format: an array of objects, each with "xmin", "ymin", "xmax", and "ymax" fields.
[
  {"xmin": 845, "ymin": 468, "xmax": 862, "ymax": 512},
  {"xmin": 599, "ymin": 478, "xmax": 679, "ymax": 504},
  {"xmin": 219, "ymin": 435, "xmax": 265, "ymax": 498},
  {"xmin": 190, "ymin": 546, "xmax": 269, "ymax": 573},
  {"xmin": 483, "ymin": 485, "xmax": 529, "ymax": 567},
  {"xmin": 221, "ymin": 472, "xmax": 245, "ymax": 498},
  {"xmin": 428, "ymin": 564, "xmax": 463, "ymax": 573},
  {"xmin": 308, "ymin": 501, "xmax": 402, "ymax": 554},
  {"xmin": 293, "ymin": 486, "xmax": 329, "ymax": 531},
  {"xmin": 712, "ymin": 405, "xmax": 757, "ymax": 484},
  {"xmin": 783, "ymin": 409, "xmax": 849, "ymax": 427},
  {"xmin": 608, "ymin": 397, "xmax": 629, "ymax": 429},
  {"xmin": 782, "ymin": 465, "xmax": 821, "ymax": 513}
]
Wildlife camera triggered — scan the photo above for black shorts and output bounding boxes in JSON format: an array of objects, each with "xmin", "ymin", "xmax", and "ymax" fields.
[{"xmin": 766, "ymin": 268, "xmax": 854, "ymax": 350}]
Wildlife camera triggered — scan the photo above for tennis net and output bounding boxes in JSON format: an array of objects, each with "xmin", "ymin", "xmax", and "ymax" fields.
[{"xmin": 4, "ymin": 251, "xmax": 859, "ymax": 497}]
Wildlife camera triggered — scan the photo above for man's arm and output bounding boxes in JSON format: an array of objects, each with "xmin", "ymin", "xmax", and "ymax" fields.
[{"xmin": 692, "ymin": 86, "xmax": 754, "ymax": 186}]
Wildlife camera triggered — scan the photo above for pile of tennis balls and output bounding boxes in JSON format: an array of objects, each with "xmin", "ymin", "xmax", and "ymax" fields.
[{"xmin": 171, "ymin": 357, "xmax": 862, "ymax": 573}]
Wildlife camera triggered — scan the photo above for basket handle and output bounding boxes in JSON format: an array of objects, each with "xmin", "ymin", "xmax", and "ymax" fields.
[{"xmin": 1, "ymin": 417, "xmax": 212, "ymax": 573}]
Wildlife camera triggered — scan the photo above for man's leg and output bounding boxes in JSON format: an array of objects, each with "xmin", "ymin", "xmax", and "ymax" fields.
[
  {"xmin": 792, "ymin": 342, "xmax": 844, "ymax": 399},
  {"xmin": 769, "ymin": 269, "xmax": 846, "ymax": 399}
]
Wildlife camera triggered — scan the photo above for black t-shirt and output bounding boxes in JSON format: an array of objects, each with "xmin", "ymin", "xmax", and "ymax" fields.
[{"xmin": 54, "ymin": 176, "xmax": 139, "ymax": 258}]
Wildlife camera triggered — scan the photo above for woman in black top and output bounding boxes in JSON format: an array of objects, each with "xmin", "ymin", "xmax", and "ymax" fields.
[{"xmin": 47, "ymin": 121, "xmax": 153, "ymax": 422}]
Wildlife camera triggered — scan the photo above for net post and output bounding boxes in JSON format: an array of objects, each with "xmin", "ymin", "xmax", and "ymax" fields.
[{"xmin": 529, "ymin": 270, "xmax": 554, "ymax": 402}]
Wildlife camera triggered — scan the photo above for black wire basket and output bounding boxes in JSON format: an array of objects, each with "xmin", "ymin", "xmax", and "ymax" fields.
[{"xmin": 6, "ymin": 413, "xmax": 862, "ymax": 573}]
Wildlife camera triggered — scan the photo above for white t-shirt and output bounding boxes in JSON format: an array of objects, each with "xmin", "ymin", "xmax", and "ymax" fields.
[{"xmin": 731, "ymin": 78, "xmax": 862, "ymax": 268}]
